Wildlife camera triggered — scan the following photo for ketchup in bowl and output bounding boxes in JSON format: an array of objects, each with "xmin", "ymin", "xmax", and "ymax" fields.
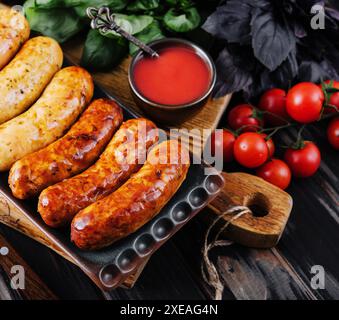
[
  {"xmin": 128, "ymin": 38, "xmax": 216, "ymax": 124},
  {"xmin": 133, "ymin": 46, "xmax": 212, "ymax": 106}
]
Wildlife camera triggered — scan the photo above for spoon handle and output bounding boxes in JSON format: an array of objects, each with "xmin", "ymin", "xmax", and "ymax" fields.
[{"xmin": 87, "ymin": 6, "xmax": 159, "ymax": 58}]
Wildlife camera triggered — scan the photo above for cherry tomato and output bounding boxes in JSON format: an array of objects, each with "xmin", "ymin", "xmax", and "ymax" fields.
[
  {"xmin": 210, "ymin": 129, "xmax": 236, "ymax": 162},
  {"xmin": 284, "ymin": 141, "xmax": 321, "ymax": 177},
  {"xmin": 258, "ymin": 88, "xmax": 289, "ymax": 126},
  {"xmin": 327, "ymin": 118, "xmax": 339, "ymax": 150},
  {"xmin": 319, "ymin": 80, "xmax": 339, "ymax": 114},
  {"xmin": 286, "ymin": 82, "xmax": 324, "ymax": 123},
  {"xmin": 256, "ymin": 159, "xmax": 292, "ymax": 190},
  {"xmin": 261, "ymin": 133, "xmax": 275, "ymax": 158},
  {"xmin": 227, "ymin": 104, "xmax": 263, "ymax": 132},
  {"xmin": 233, "ymin": 132, "xmax": 268, "ymax": 168}
]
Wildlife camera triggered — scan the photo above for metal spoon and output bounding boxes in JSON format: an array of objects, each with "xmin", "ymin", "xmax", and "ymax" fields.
[{"xmin": 87, "ymin": 6, "xmax": 159, "ymax": 58}]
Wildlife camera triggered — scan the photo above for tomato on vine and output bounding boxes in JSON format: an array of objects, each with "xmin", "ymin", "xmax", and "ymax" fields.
[
  {"xmin": 260, "ymin": 133, "xmax": 275, "ymax": 158},
  {"xmin": 210, "ymin": 129, "xmax": 236, "ymax": 162},
  {"xmin": 327, "ymin": 118, "xmax": 339, "ymax": 150},
  {"xmin": 284, "ymin": 141, "xmax": 321, "ymax": 177},
  {"xmin": 256, "ymin": 159, "xmax": 291, "ymax": 190},
  {"xmin": 227, "ymin": 104, "xmax": 263, "ymax": 132},
  {"xmin": 233, "ymin": 132, "xmax": 268, "ymax": 168},
  {"xmin": 286, "ymin": 82, "xmax": 324, "ymax": 123},
  {"xmin": 258, "ymin": 88, "xmax": 289, "ymax": 126},
  {"xmin": 319, "ymin": 80, "xmax": 339, "ymax": 114}
]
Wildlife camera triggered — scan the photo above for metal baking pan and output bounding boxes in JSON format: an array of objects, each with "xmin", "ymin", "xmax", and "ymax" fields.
[{"xmin": 0, "ymin": 78, "xmax": 225, "ymax": 291}]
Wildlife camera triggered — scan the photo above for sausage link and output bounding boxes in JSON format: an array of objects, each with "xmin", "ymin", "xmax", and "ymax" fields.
[
  {"xmin": 0, "ymin": 8, "xmax": 30, "ymax": 70},
  {"xmin": 0, "ymin": 66, "xmax": 94, "ymax": 171},
  {"xmin": 71, "ymin": 140, "xmax": 190, "ymax": 250},
  {"xmin": 0, "ymin": 36, "xmax": 63, "ymax": 124},
  {"xmin": 9, "ymin": 99, "xmax": 123, "ymax": 199},
  {"xmin": 38, "ymin": 118, "xmax": 159, "ymax": 227}
]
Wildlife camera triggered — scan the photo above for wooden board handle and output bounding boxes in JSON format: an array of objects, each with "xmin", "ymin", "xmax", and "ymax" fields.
[{"xmin": 208, "ymin": 172, "xmax": 293, "ymax": 248}]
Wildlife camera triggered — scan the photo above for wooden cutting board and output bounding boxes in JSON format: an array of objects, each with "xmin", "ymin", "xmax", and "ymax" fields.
[
  {"xmin": 0, "ymin": 7, "xmax": 292, "ymax": 290},
  {"xmin": 0, "ymin": 35, "xmax": 232, "ymax": 289}
]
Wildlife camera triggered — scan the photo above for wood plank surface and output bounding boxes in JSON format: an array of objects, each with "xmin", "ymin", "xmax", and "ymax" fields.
[
  {"xmin": 0, "ymin": 233, "xmax": 57, "ymax": 300},
  {"xmin": 0, "ymin": 1, "xmax": 338, "ymax": 300}
]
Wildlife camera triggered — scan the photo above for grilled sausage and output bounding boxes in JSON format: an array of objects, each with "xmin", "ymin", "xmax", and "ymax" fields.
[
  {"xmin": 9, "ymin": 99, "xmax": 123, "ymax": 199},
  {"xmin": 0, "ymin": 36, "xmax": 63, "ymax": 124},
  {"xmin": 0, "ymin": 66, "xmax": 94, "ymax": 172},
  {"xmin": 71, "ymin": 140, "xmax": 190, "ymax": 250},
  {"xmin": 0, "ymin": 8, "xmax": 30, "ymax": 70},
  {"xmin": 38, "ymin": 118, "xmax": 159, "ymax": 227}
]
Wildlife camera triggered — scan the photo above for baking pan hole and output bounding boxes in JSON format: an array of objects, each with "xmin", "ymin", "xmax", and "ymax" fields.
[
  {"xmin": 205, "ymin": 174, "xmax": 224, "ymax": 194},
  {"xmin": 152, "ymin": 218, "xmax": 174, "ymax": 240},
  {"xmin": 245, "ymin": 192, "xmax": 271, "ymax": 217},
  {"xmin": 99, "ymin": 264, "xmax": 120, "ymax": 288},
  {"xmin": 135, "ymin": 234, "xmax": 156, "ymax": 256},
  {"xmin": 172, "ymin": 202, "xmax": 192, "ymax": 223},
  {"xmin": 117, "ymin": 249, "xmax": 138, "ymax": 272},
  {"xmin": 189, "ymin": 188, "xmax": 209, "ymax": 207}
]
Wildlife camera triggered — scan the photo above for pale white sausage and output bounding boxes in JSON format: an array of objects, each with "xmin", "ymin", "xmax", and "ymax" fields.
[
  {"xmin": 0, "ymin": 36, "xmax": 63, "ymax": 124},
  {"xmin": 0, "ymin": 7, "xmax": 30, "ymax": 70},
  {"xmin": 0, "ymin": 66, "xmax": 94, "ymax": 171}
]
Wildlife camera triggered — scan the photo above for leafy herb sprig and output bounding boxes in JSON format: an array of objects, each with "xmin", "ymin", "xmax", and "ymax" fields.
[
  {"xmin": 23, "ymin": 0, "xmax": 202, "ymax": 70},
  {"xmin": 202, "ymin": 0, "xmax": 339, "ymax": 100}
]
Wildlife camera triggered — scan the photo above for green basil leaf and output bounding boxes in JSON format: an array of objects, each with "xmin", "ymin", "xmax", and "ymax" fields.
[
  {"xmin": 24, "ymin": 0, "xmax": 83, "ymax": 43},
  {"xmin": 165, "ymin": 0, "xmax": 194, "ymax": 9},
  {"xmin": 70, "ymin": 0, "xmax": 127, "ymax": 19},
  {"xmin": 34, "ymin": 0, "xmax": 88, "ymax": 8},
  {"xmin": 127, "ymin": 0, "xmax": 160, "ymax": 12},
  {"xmin": 129, "ymin": 20, "xmax": 164, "ymax": 55},
  {"xmin": 81, "ymin": 29, "xmax": 128, "ymax": 70},
  {"xmin": 100, "ymin": 14, "xmax": 153, "ymax": 38},
  {"xmin": 166, "ymin": 0, "xmax": 178, "ymax": 5},
  {"xmin": 34, "ymin": 0, "xmax": 69, "ymax": 8},
  {"xmin": 163, "ymin": 7, "xmax": 201, "ymax": 32},
  {"xmin": 63, "ymin": 0, "xmax": 82, "ymax": 5}
]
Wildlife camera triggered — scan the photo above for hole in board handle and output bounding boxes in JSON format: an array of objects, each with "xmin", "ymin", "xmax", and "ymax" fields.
[{"xmin": 244, "ymin": 192, "xmax": 271, "ymax": 217}]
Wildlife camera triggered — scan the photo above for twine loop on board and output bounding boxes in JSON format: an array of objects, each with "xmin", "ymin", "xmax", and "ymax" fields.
[{"xmin": 201, "ymin": 205, "xmax": 252, "ymax": 300}]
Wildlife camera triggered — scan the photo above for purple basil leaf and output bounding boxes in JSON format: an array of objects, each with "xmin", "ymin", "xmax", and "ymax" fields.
[
  {"xmin": 326, "ymin": 7, "xmax": 339, "ymax": 24},
  {"xmin": 213, "ymin": 47, "xmax": 253, "ymax": 97},
  {"xmin": 248, "ymin": 51, "xmax": 298, "ymax": 98},
  {"xmin": 296, "ymin": 0, "xmax": 323, "ymax": 11},
  {"xmin": 271, "ymin": 50, "xmax": 299, "ymax": 84},
  {"xmin": 323, "ymin": 45, "xmax": 339, "ymax": 74},
  {"xmin": 328, "ymin": 0, "xmax": 339, "ymax": 11},
  {"xmin": 251, "ymin": 7, "xmax": 296, "ymax": 71},
  {"xmin": 205, "ymin": 0, "xmax": 339, "ymax": 100},
  {"xmin": 202, "ymin": 0, "xmax": 252, "ymax": 44},
  {"xmin": 294, "ymin": 22, "xmax": 307, "ymax": 38},
  {"xmin": 298, "ymin": 60, "xmax": 325, "ymax": 83},
  {"xmin": 320, "ymin": 59, "xmax": 339, "ymax": 80}
]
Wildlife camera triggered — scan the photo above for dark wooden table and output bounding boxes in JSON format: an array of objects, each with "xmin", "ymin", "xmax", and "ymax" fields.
[
  {"xmin": 0, "ymin": 0, "xmax": 338, "ymax": 300},
  {"xmin": 0, "ymin": 108, "xmax": 338, "ymax": 300}
]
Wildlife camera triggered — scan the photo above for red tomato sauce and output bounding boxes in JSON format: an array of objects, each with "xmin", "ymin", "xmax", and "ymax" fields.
[{"xmin": 132, "ymin": 46, "xmax": 211, "ymax": 106}]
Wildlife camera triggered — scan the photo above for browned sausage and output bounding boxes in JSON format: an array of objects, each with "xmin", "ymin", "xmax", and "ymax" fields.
[
  {"xmin": 71, "ymin": 140, "xmax": 190, "ymax": 250},
  {"xmin": 9, "ymin": 99, "xmax": 123, "ymax": 199},
  {"xmin": 38, "ymin": 118, "xmax": 159, "ymax": 227}
]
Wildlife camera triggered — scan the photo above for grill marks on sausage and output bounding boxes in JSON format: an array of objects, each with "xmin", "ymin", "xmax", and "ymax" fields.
[
  {"xmin": 37, "ymin": 118, "xmax": 158, "ymax": 228},
  {"xmin": 70, "ymin": 140, "xmax": 190, "ymax": 250},
  {"xmin": 9, "ymin": 99, "xmax": 122, "ymax": 199}
]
